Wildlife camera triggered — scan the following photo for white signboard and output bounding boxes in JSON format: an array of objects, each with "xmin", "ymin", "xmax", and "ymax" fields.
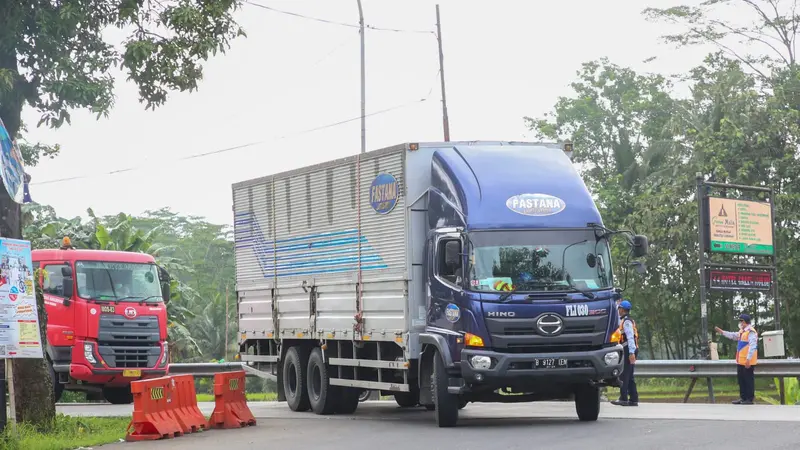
[{"xmin": 0, "ymin": 238, "xmax": 44, "ymax": 358}]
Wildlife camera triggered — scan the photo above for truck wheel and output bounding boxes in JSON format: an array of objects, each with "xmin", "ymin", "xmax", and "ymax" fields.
[
  {"xmin": 102, "ymin": 386, "xmax": 134, "ymax": 405},
  {"xmin": 335, "ymin": 388, "xmax": 360, "ymax": 414},
  {"xmin": 283, "ymin": 346, "xmax": 311, "ymax": 412},
  {"xmin": 306, "ymin": 348, "xmax": 337, "ymax": 415},
  {"xmin": 574, "ymin": 384, "xmax": 600, "ymax": 422},
  {"xmin": 394, "ymin": 386, "xmax": 420, "ymax": 408},
  {"xmin": 431, "ymin": 350, "xmax": 458, "ymax": 427},
  {"xmin": 48, "ymin": 360, "xmax": 64, "ymax": 403},
  {"xmin": 358, "ymin": 390, "xmax": 371, "ymax": 402}
]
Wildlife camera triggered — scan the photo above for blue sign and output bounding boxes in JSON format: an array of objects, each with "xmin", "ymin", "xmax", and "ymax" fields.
[
  {"xmin": 369, "ymin": 173, "xmax": 399, "ymax": 214},
  {"xmin": 445, "ymin": 303, "xmax": 460, "ymax": 323},
  {"xmin": 506, "ymin": 193, "xmax": 566, "ymax": 217},
  {"xmin": 0, "ymin": 118, "xmax": 26, "ymax": 203}
]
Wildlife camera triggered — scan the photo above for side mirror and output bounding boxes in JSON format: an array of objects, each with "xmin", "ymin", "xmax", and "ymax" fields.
[
  {"xmin": 61, "ymin": 266, "xmax": 73, "ymax": 277},
  {"xmin": 61, "ymin": 276, "xmax": 74, "ymax": 306},
  {"xmin": 632, "ymin": 235, "xmax": 649, "ymax": 258},
  {"xmin": 629, "ymin": 261, "xmax": 647, "ymax": 275},
  {"xmin": 444, "ymin": 241, "xmax": 461, "ymax": 268},
  {"xmin": 158, "ymin": 266, "xmax": 171, "ymax": 303}
]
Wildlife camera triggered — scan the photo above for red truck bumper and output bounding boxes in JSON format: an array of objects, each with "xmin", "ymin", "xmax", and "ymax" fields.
[{"xmin": 66, "ymin": 339, "xmax": 170, "ymax": 388}]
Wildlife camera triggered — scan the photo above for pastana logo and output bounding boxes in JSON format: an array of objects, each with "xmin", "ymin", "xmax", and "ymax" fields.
[{"xmin": 506, "ymin": 193, "xmax": 566, "ymax": 216}]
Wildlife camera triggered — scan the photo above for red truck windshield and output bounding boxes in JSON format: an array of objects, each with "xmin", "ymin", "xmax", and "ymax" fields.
[{"xmin": 76, "ymin": 261, "xmax": 162, "ymax": 302}]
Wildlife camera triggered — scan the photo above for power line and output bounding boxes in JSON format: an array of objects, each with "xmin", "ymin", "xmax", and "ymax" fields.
[
  {"xmin": 33, "ymin": 70, "xmax": 441, "ymax": 187},
  {"xmin": 243, "ymin": 1, "xmax": 435, "ymax": 35}
]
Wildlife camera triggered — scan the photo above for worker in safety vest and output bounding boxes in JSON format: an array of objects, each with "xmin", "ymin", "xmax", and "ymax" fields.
[
  {"xmin": 611, "ymin": 300, "xmax": 639, "ymax": 406},
  {"xmin": 715, "ymin": 313, "xmax": 758, "ymax": 405}
]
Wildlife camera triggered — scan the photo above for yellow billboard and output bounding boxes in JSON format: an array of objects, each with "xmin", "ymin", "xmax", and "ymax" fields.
[{"xmin": 707, "ymin": 197, "xmax": 773, "ymax": 255}]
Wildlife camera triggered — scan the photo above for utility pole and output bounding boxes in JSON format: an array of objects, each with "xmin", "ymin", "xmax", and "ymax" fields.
[
  {"xmin": 435, "ymin": 4, "xmax": 451, "ymax": 141},
  {"xmin": 357, "ymin": 0, "xmax": 366, "ymax": 154}
]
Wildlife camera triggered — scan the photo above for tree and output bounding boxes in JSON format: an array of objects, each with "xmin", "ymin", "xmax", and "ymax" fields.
[{"xmin": 0, "ymin": 1, "xmax": 245, "ymax": 425}]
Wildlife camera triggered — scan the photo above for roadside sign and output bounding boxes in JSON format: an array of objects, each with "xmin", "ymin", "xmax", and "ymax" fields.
[
  {"xmin": 0, "ymin": 118, "xmax": 27, "ymax": 203},
  {"xmin": 706, "ymin": 197, "xmax": 774, "ymax": 256},
  {"xmin": 0, "ymin": 238, "xmax": 44, "ymax": 359},
  {"xmin": 708, "ymin": 269, "xmax": 772, "ymax": 292}
]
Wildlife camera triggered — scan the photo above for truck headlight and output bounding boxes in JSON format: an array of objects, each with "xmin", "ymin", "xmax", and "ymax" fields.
[
  {"xmin": 84, "ymin": 344, "xmax": 97, "ymax": 364},
  {"xmin": 470, "ymin": 355, "xmax": 492, "ymax": 370},
  {"xmin": 604, "ymin": 351, "xmax": 620, "ymax": 366},
  {"xmin": 160, "ymin": 347, "xmax": 169, "ymax": 366}
]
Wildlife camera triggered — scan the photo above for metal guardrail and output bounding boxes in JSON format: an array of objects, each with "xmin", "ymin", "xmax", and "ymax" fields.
[
  {"xmin": 635, "ymin": 359, "xmax": 800, "ymax": 378},
  {"xmin": 169, "ymin": 359, "xmax": 800, "ymax": 378},
  {"xmin": 169, "ymin": 362, "xmax": 246, "ymax": 377}
]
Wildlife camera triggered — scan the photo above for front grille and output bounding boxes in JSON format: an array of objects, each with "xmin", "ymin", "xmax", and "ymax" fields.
[
  {"xmin": 97, "ymin": 314, "xmax": 161, "ymax": 368},
  {"xmin": 485, "ymin": 314, "xmax": 608, "ymax": 350},
  {"xmin": 97, "ymin": 345, "xmax": 161, "ymax": 368}
]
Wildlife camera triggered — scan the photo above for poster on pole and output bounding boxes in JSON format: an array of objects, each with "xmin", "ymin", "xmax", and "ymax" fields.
[
  {"xmin": 707, "ymin": 197, "xmax": 774, "ymax": 256},
  {"xmin": 0, "ymin": 118, "xmax": 26, "ymax": 204},
  {"xmin": 0, "ymin": 238, "xmax": 44, "ymax": 359}
]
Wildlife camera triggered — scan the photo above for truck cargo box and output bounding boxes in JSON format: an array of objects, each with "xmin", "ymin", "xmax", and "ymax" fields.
[{"xmin": 234, "ymin": 144, "xmax": 432, "ymax": 344}]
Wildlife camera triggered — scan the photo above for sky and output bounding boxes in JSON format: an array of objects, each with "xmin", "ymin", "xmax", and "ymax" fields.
[{"xmin": 22, "ymin": 0, "xmax": 721, "ymax": 226}]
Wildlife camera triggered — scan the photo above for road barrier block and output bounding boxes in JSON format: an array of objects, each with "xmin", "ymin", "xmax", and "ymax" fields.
[
  {"xmin": 172, "ymin": 374, "xmax": 208, "ymax": 434},
  {"xmin": 126, "ymin": 376, "xmax": 183, "ymax": 441},
  {"xmin": 208, "ymin": 370, "xmax": 257, "ymax": 429}
]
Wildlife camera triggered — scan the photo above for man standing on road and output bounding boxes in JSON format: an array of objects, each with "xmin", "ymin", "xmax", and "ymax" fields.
[
  {"xmin": 612, "ymin": 300, "xmax": 639, "ymax": 407},
  {"xmin": 715, "ymin": 314, "xmax": 758, "ymax": 405}
]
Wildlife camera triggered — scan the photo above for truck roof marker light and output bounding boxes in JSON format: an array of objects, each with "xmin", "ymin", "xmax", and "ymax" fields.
[
  {"xmin": 62, "ymin": 237, "xmax": 72, "ymax": 247},
  {"xmin": 464, "ymin": 333, "xmax": 484, "ymax": 348},
  {"xmin": 408, "ymin": 143, "xmax": 419, "ymax": 151}
]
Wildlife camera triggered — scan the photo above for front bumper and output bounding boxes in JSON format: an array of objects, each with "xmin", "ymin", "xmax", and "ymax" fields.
[{"xmin": 459, "ymin": 345, "xmax": 624, "ymax": 387}]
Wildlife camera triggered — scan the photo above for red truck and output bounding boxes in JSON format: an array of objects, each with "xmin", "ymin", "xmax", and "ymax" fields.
[{"xmin": 32, "ymin": 239, "xmax": 171, "ymax": 404}]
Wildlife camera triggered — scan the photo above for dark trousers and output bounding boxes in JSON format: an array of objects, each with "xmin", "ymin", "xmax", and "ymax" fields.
[
  {"xmin": 620, "ymin": 350, "xmax": 638, "ymax": 403},
  {"xmin": 737, "ymin": 364, "xmax": 755, "ymax": 401}
]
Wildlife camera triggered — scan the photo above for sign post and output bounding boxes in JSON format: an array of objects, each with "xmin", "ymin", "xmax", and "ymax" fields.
[
  {"xmin": 0, "ymin": 238, "xmax": 45, "ymax": 432},
  {"xmin": 696, "ymin": 174, "xmax": 783, "ymax": 404}
]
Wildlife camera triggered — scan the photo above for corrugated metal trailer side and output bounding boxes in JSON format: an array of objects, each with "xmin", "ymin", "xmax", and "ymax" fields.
[{"xmin": 234, "ymin": 145, "xmax": 411, "ymax": 345}]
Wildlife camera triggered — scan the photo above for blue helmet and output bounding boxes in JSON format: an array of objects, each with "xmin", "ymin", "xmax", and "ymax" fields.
[{"xmin": 619, "ymin": 300, "xmax": 632, "ymax": 311}]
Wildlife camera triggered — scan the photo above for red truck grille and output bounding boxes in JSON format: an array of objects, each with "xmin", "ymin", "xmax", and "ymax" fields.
[{"xmin": 97, "ymin": 314, "xmax": 162, "ymax": 368}]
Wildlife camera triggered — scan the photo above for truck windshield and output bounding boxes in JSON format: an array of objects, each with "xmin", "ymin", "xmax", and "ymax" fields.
[
  {"xmin": 76, "ymin": 261, "xmax": 162, "ymax": 302},
  {"xmin": 467, "ymin": 229, "xmax": 613, "ymax": 293}
]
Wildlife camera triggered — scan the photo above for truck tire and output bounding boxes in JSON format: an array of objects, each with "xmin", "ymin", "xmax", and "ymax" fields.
[
  {"xmin": 284, "ymin": 346, "xmax": 311, "ymax": 412},
  {"xmin": 335, "ymin": 388, "xmax": 360, "ymax": 414},
  {"xmin": 574, "ymin": 384, "xmax": 600, "ymax": 422},
  {"xmin": 431, "ymin": 349, "xmax": 458, "ymax": 427},
  {"xmin": 394, "ymin": 386, "xmax": 420, "ymax": 408},
  {"xmin": 48, "ymin": 360, "xmax": 64, "ymax": 403},
  {"xmin": 306, "ymin": 347, "xmax": 337, "ymax": 415},
  {"xmin": 102, "ymin": 386, "xmax": 134, "ymax": 405}
]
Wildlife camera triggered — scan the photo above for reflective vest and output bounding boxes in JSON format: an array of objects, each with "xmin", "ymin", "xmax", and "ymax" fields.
[
  {"xmin": 736, "ymin": 326, "xmax": 758, "ymax": 366},
  {"xmin": 618, "ymin": 316, "xmax": 639, "ymax": 350}
]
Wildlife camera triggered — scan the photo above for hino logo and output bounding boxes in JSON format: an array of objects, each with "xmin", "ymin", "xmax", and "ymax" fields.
[
  {"xmin": 536, "ymin": 314, "xmax": 563, "ymax": 335},
  {"xmin": 488, "ymin": 311, "xmax": 516, "ymax": 317}
]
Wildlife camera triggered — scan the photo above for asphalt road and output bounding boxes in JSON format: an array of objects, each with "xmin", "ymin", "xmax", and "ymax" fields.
[{"xmin": 58, "ymin": 401, "xmax": 799, "ymax": 450}]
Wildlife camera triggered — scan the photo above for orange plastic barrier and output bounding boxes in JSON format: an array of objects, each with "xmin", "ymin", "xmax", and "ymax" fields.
[
  {"xmin": 126, "ymin": 376, "xmax": 183, "ymax": 441},
  {"xmin": 171, "ymin": 374, "xmax": 208, "ymax": 434},
  {"xmin": 207, "ymin": 371, "xmax": 257, "ymax": 429}
]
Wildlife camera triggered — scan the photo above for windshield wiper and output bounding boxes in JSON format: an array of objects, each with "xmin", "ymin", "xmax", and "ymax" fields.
[
  {"xmin": 138, "ymin": 295, "xmax": 163, "ymax": 305},
  {"xmin": 500, "ymin": 281, "xmax": 558, "ymax": 302},
  {"xmin": 564, "ymin": 283, "xmax": 596, "ymax": 299}
]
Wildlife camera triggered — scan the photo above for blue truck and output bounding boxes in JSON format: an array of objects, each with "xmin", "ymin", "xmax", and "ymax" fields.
[{"xmin": 234, "ymin": 141, "xmax": 648, "ymax": 427}]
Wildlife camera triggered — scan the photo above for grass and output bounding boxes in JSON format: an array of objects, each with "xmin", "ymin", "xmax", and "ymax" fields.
[
  {"xmin": 606, "ymin": 377, "xmax": 785, "ymax": 404},
  {"xmin": 0, "ymin": 414, "xmax": 128, "ymax": 450}
]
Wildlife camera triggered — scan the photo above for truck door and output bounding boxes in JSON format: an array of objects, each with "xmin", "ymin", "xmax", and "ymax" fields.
[{"xmin": 41, "ymin": 262, "xmax": 75, "ymax": 359}]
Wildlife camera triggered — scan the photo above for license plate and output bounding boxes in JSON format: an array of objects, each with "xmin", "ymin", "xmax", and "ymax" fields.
[
  {"xmin": 122, "ymin": 369, "xmax": 142, "ymax": 377},
  {"xmin": 534, "ymin": 358, "xmax": 567, "ymax": 369}
]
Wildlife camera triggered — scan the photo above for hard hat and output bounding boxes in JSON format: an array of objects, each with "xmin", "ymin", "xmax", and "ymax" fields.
[{"xmin": 619, "ymin": 300, "xmax": 632, "ymax": 310}]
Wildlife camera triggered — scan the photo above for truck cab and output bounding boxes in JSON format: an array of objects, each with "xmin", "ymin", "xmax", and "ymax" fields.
[
  {"xmin": 33, "ymin": 240, "xmax": 171, "ymax": 404},
  {"xmin": 417, "ymin": 143, "xmax": 648, "ymax": 424}
]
